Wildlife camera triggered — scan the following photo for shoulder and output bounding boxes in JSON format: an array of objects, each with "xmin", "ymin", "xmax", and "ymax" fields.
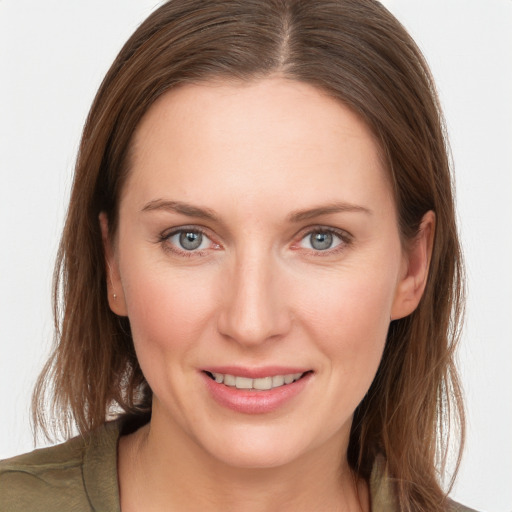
[
  {"xmin": 0, "ymin": 421, "xmax": 121, "ymax": 512},
  {"xmin": 0, "ymin": 434, "xmax": 89, "ymax": 512},
  {"xmin": 447, "ymin": 498, "xmax": 480, "ymax": 512},
  {"xmin": 370, "ymin": 456, "xmax": 480, "ymax": 512}
]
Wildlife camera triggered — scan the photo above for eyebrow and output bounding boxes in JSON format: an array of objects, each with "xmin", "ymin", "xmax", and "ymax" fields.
[
  {"xmin": 141, "ymin": 199, "xmax": 219, "ymax": 221},
  {"xmin": 141, "ymin": 199, "xmax": 372, "ymax": 223},
  {"xmin": 287, "ymin": 202, "xmax": 372, "ymax": 222}
]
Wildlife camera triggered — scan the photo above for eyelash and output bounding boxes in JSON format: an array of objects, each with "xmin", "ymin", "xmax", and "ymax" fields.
[
  {"xmin": 159, "ymin": 226, "xmax": 217, "ymax": 258},
  {"xmin": 158, "ymin": 225, "xmax": 352, "ymax": 258},
  {"xmin": 294, "ymin": 226, "xmax": 352, "ymax": 256}
]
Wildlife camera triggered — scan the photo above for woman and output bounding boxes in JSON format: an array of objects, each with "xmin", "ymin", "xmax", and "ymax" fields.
[{"xmin": 0, "ymin": 1, "xmax": 476, "ymax": 510}]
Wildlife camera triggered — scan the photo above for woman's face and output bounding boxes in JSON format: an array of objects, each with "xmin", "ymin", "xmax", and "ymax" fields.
[{"xmin": 105, "ymin": 78, "xmax": 426, "ymax": 469}]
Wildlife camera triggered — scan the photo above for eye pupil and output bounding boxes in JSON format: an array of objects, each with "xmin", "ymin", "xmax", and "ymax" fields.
[
  {"xmin": 179, "ymin": 231, "xmax": 202, "ymax": 250},
  {"xmin": 310, "ymin": 232, "xmax": 333, "ymax": 250}
]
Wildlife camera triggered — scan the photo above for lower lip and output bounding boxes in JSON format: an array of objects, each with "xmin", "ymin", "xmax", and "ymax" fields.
[{"xmin": 202, "ymin": 372, "xmax": 312, "ymax": 414}]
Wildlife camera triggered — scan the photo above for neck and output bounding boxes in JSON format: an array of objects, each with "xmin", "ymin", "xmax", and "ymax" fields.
[{"xmin": 118, "ymin": 412, "xmax": 369, "ymax": 512}]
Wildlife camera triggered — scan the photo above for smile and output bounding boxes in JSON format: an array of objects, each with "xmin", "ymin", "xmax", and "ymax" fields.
[
  {"xmin": 206, "ymin": 371, "xmax": 305, "ymax": 391},
  {"xmin": 202, "ymin": 369, "xmax": 313, "ymax": 414}
]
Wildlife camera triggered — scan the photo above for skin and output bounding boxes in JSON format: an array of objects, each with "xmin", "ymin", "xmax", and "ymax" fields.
[{"xmin": 101, "ymin": 77, "xmax": 434, "ymax": 512}]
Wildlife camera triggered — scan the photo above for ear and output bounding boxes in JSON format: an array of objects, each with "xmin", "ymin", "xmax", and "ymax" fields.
[
  {"xmin": 99, "ymin": 212, "xmax": 128, "ymax": 316},
  {"xmin": 391, "ymin": 210, "xmax": 435, "ymax": 320}
]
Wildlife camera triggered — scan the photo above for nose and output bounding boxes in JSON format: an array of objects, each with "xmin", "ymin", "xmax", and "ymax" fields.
[{"xmin": 216, "ymin": 248, "xmax": 292, "ymax": 347}]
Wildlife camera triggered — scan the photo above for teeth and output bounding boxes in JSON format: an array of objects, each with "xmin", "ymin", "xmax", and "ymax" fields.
[
  {"xmin": 210, "ymin": 372, "xmax": 305, "ymax": 391},
  {"xmin": 284, "ymin": 374, "xmax": 294, "ymax": 384},
  {"xmin": 253, "ymin": 377, "xmax": 272, "ymax": 390},
  {"xmin": 272, "ymin": 375, "xmax": 285, "ymax": 387},
  {"xmin": 235, "ymin": 376, "xmax": 253, "ymax": 389},
  {"xmin": 224, "ymin": 374, "xmax": 236, "ymax": 386}
]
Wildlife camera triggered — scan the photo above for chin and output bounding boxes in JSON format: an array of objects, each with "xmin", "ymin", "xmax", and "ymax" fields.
[
  {"xmin": 209, "ymin": 443, "xmax": 302, "ymax": 470},
  {"xmin": 196, "ymin": 423, "xmax": 320, "ymax": 470}
]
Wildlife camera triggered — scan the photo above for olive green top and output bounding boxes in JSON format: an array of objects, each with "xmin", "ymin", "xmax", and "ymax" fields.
[{"xmin": 0, "ymin": 419, "xmax": 476, "ymax": 511}]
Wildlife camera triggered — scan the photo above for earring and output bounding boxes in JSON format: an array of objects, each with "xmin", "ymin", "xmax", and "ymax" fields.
[{"xmin": 113, "ymin": 293, "xmax": 117, "ymax": 300}]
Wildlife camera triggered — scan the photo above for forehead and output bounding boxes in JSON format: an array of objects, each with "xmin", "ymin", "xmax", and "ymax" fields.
[{"xmin": 123, "ymin": 78, "xmax": 393, "ymax": 217}]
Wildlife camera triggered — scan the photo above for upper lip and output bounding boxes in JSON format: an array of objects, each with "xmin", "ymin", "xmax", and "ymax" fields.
[{"xmin": 201, "ymin": 366, "xmax": 312, "ymax": 379}]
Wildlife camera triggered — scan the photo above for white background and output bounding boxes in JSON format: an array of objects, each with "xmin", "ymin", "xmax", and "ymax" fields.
[{"xmin": 1, "ymin": 1, "xmax": 511, "ymax": 510}]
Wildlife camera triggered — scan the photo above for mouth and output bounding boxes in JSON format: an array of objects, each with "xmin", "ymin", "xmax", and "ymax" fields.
[
  {"xmin": 203, "ymin": 370, "xmax": 312, "ymax": 391},
  {"xmin": 202, "ymin": 368, "xmax": 313, "ymax": 414}
]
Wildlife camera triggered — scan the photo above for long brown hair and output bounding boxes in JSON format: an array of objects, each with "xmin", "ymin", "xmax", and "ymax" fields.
[{"xmin": 33, "ymin": 1, "xmax": 465, "ymax": 510}]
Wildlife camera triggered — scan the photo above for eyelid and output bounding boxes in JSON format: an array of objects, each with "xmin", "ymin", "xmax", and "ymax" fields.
[
  {"xmin": 159, "ymin": 225, "xmax": 221, "ymax": 256},
  {"xmin": 158, "ymin": 224, "xmax": 352, "ymax": 257},
  {"xmin": 161, "ymin": 224, "xmax": 209, "ymax": 240},
  {"xmin": 292, "ymin": 225, "xmax": 353, "ymax": 253}
]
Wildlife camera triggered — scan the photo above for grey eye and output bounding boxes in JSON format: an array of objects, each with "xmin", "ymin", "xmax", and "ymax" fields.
[
  {"xmin": 309, "ymin": 232, "xmax": 333, "ymax": 250},
  {"xmin": 179, "ymin": 231, "xmax": 203, "ymax": 250}
]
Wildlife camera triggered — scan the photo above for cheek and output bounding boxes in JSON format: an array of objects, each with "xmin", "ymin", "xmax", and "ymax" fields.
[
  {"xmin": 120, "ymin": 262, "xmax": 216, "ymax": 361},
  {"xmin": 296, "ymin": 263, "xmax": 397, "ymax": 381}
]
